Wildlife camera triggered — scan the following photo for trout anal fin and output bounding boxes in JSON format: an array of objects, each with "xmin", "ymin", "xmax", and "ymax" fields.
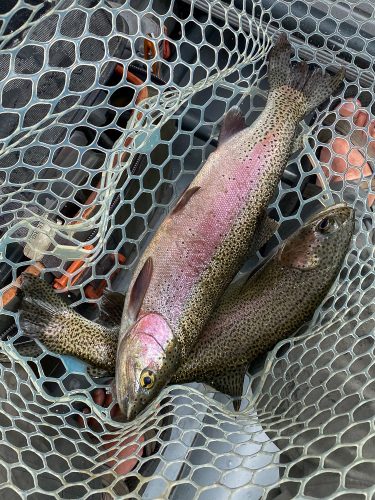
[{"xmin": 248, "ymin": 213, "xmax": 279, "ymax": 258}]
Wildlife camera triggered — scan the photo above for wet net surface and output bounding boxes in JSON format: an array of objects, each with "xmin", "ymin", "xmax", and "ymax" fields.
[{"xmin": 0, "ymin": 0, "xmax": 374, "ymax": 498}]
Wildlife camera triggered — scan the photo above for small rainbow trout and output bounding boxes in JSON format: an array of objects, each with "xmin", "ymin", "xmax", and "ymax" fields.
[{"xmin": 18, "ymin": 204, "xmax": 354, "ymax": 409}]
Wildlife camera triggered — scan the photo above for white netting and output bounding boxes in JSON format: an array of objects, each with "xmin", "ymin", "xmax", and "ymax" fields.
[{"xmin": 0, "ymin": 0, "xmax": 374, "ymax": 498}]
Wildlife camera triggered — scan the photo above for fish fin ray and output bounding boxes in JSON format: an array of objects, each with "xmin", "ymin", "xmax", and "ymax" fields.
[
  {"xmin": 268, "ymin": 33, "xmax": 344, "ymax": 115},
  {"xmin": 19, "ymin": 275, "xmax": 82, "ymax": 344},
  {"xmin": 19, "ymin": 275, "xmax": 117, "ymax": 368},
  {"xmin": 218, "ymin": 107, "xmax": 247, "ymax": 146},
  {"xmin": 249, "ymin": 213, "xmax": 279, "ymax": 257},
  {"xmin": 98, "ymin": 290, "xmax": 125, "ymax": 327},
  {"xmin": 205, "ymin": 365, "xmax": 248, "ymax": 411},
  {"xmin": 128, "ymin": 257, "xmax": 153, "ymax": 321},
  {"xmin": 268, "ymin": 33, "xmax": 291, "ymax": 90},
  {"xmin": 171, "ymin": 186, "xmax": 201, "ymax": 216}
]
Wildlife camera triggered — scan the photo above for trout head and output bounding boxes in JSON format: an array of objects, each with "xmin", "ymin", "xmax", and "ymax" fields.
[
  {"xmin": 115, "ymin": 313, "xmax": 180, "ymax": 421},
  {"xmin": 279, "ymin": 203, "xmax": 354, "ymax": 271}
]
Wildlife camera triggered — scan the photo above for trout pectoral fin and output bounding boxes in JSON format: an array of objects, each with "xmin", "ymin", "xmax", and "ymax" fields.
[
  {"xmin": 98, "ymin": 289, "xmax": 126, "ymax": 327},
  {"xmin": 128, "ymin": 257, "xmax": 153, "ymax": 321},
  {"xmin": 205, "ymin": 364, "xmax": 248, "ymax": 411},
  {"xmin": 218, "ymin": 107, "xmax": 247, "ymax": 146}
]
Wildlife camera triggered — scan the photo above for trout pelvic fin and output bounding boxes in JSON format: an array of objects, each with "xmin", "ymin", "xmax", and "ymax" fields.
[
  {"xmin": 98, "ymin": 289, "xmax": 125, "ymax": 327},
  {"xmin": 128, "ymin": 257, "xmax": 153, "ymax": 321},
  {"xmin": 269, "ymin": 32, "xmax": 345, "ymax": 115},
  {"xmin": 249, "ymin": 213, "xmax": 279, "ymax": 257},
  {"xmin": 218, "ymin": 107, "xmax": 247, "ymax": 145},
  {"xmin": 205, "ymin": 364, "xmax": 248, "ymax": 412},
  {"xmin": 171, "ymin": 186, "xmax": 201, "ymax": 215}
]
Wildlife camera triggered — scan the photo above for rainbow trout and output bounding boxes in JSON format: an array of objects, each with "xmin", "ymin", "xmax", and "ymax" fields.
[
  {"xmin": 18, "ymin": 204, "xmax": 354, "ymax": 409},
  {"xmin": 114, "ymin": 33, "xmax": 344, "ymax": 419}
]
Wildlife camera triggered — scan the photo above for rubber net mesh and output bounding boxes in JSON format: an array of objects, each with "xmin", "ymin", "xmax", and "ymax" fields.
[{"xmin": 0, "ymin": 0, "xmax": 374, "ymax": 498}]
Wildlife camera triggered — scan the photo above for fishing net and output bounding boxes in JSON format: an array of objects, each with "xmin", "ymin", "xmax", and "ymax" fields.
[{"xmin": 0, "ymin": 0, "xmax": 374, "ymax": 498}]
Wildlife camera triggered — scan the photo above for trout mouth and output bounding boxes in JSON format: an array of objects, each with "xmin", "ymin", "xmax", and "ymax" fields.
[
  {"xmin": 116, "ymin": 350, "xmax": 139, "ymax": 417},
  {"xmin": 121, "ymin": 395, "xmax": 139, "ymax": 422}
]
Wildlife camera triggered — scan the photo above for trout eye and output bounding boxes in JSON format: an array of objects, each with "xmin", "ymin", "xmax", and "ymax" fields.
[
  {"xmin": 140, "ymin": 370, "xmax": 155, "ymax": 389},
  {"xmin": 317, "ymin": 216, "xmax": 336, "ymax": 233}
]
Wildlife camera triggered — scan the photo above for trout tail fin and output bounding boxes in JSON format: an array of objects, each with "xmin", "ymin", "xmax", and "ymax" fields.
[
  {"xmin": 268, "ymin": 33, "xmax": 345, "ymax": 115},
  {"xmin": 19, "ymin": 274, "xmax": 118, "ymax": 372},
  {"xmin": 19, "ymin": 274, "xmax": 79, "ymax": 349}
]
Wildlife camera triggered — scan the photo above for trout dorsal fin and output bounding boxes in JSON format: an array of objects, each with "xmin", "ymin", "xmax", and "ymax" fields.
[
  {"xmin": 128, "ymin": 257, "xmax": 153, "ymax": 321},
  {"xmin": 218, "ymin": 107, "xmax": 247, "ymax": 146},
  {"xmin": 171, "ymin": 186, "xmax": 201, "ymax": 215},
  {"xmin": 98, "ymin": 290, "xmax": 126, "ymax": 327},
  {"xmin": 205, "ymin": 364, "xmax": 248, "ymax": 411}
]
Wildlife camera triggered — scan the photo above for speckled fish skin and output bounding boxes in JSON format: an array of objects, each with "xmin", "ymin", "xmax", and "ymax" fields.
[
  {"xmin": 17, "ymin": 205, "xmax": 354, "ymax": 401},
  {"xmin": 19, "ymin": 275, "xmax": 119, "ymax": 372},
  {"xmin": 173, "ymin": 203, "xmax": 355, "ymax": 387},
  {"xmin": 116, "ymin": 33, "xmax": 345, "ymax": 420}
]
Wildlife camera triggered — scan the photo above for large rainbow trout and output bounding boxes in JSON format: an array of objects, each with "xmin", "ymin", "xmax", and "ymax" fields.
[
  {"xmin": 113, "ymin": 34, "xmax": 344, "ymax": 419},
  {"xmin": 18, "ymin": 204, "xmax": 354, "ymax": 410}
]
